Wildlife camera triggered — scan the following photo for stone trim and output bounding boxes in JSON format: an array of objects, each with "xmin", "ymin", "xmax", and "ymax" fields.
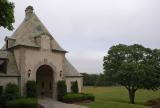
[{"xmin": 33, "ymin": 60, "xmax": 57, "ymax": 99}]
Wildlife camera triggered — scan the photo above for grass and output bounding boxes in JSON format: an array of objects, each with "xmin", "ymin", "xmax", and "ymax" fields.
[{"xmin": 82, "ymin": 86, "xmax": 160, "ymax": 108}]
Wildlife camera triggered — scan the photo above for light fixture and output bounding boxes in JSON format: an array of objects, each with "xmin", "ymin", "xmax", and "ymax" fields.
[{"xmin": 28, "ymin": 69, "xmax": 31, "ymax": 78}]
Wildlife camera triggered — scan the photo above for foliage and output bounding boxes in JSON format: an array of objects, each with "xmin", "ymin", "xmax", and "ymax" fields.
[
  {"xmin": 57, "ymin": 80, "xmax": 67, "ymax": 101},
  {"xmin": 26, "ymin": 81, "xmax": 37, "ymax": 98},
  {"xmin": 81, "ymin": 73, "xmax": 115, "ymax": 87},
  {"xmin": 83, "ymin": 86, "xmax": 160, "ymax": 108},
  {"xmin": 95, "ymin": 74, "xmax": 115, "ymax": 86},
  {"xmin": 5, "ymin": 98, "xmax": 37, "ymax": 108},
  {"xmin": 71, "ymin": 81, "xmax": 79, "ymax": 93},
  {"xmin": 0, "ymin": 0, "xmax": 15, "ymax": 30},
  {"xmin": 62, "ymin": 93, "xmax": 95, "ymax": 103},
  {"xmin": 103, "ymin": 44, "xmax": 160, "ymax": 104},
  {"xmin": 5, "ymin": 83, "xmax": 20, "ymax": 100},
  {"xmin": 81, "ymin": 73, "xmax": 99, "ymax": 86}
]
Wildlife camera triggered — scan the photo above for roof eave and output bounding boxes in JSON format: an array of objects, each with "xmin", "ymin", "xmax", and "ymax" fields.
[{"xmin": 52, "ymin": 49, "xmax": 68, "ymax": 53}]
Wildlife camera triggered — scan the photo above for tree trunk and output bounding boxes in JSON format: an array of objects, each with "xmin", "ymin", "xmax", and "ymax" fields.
[{"xmin": 128, "ymin": 89, "xmax": 136, "ymax": 104}]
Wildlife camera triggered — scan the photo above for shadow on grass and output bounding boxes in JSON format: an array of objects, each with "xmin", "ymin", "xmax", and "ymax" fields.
[{"xmin": 101, "ymin": 98, "xmax": 146, "ymax": 106}]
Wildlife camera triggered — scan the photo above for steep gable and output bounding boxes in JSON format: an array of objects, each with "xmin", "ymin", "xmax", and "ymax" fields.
[{"xmin": 2, "ymin": 6, "xmax": 66, "ymax": 52}]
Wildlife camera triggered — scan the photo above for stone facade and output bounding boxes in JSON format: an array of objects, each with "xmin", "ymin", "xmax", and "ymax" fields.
[{"xmin": 0, "ymin": 6, "xmax": 83, "ymax": 99}]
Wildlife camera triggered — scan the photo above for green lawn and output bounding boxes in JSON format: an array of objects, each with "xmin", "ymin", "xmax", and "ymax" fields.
[{"xmin": 82, "ymin": 86, "xmax": 160, "ymax": 108}]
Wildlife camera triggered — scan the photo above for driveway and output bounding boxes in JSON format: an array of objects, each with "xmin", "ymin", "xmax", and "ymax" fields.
[{"xmin": 38, "ymin": 98, "xmax": 88, "ymax": 108}]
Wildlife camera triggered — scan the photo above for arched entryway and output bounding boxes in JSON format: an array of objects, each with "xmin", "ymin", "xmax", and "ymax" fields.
[{"xmin": 36, "ymin": 65, "xmax": 54, "ymax": 98}]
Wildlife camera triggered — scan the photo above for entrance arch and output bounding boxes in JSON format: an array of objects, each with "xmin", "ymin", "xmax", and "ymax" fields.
[{"xmin": 36, "ymin": 65, "xmax": 54, "ymax": 98}]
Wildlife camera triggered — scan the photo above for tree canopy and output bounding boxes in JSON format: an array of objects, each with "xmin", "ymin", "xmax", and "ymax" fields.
[
  {"xmin": 0, "ymin": 0, "xmax": 15, "ymax": 30},
  {"xmin": 103, "ymin": 44, "xmax": 160, "ymax": 104}
]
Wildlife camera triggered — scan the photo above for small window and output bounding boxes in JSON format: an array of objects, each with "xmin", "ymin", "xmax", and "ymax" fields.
[
  {"xmin": 0, "ymin": 86, "xmax": 3, "ymax": 95},
  {"xmin": 0, "ymin": 59, "xmax": 7, "ymax": 73}
]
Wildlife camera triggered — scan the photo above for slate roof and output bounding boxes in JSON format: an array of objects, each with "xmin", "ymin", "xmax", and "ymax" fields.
[
  {"xmin": 64, "ymin": 58, "xmax": 83, "ymax": 77},
  {"xmin": 2, "ymin": 9, "xmax": 66, "ymax": 52}
]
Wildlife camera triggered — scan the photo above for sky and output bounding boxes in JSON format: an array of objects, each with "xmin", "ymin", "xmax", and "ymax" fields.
[{"xmin": 0, "ymin": 0, "xmax": 160, "ymax": 74}]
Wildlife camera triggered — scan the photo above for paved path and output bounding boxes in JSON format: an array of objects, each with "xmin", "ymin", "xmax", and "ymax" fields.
[{"xmin": 38, "ymin": 98, "xmax": 88, "ymax": 108}]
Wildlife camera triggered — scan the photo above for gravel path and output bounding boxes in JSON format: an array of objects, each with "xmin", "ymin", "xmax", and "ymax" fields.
[{"xmin": 38, "ymin": 98, "xmax": 88, "ymax": 108}]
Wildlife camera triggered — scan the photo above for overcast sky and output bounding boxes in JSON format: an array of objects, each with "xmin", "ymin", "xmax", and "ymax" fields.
[{"xmin": 0, "ymin": 0, "xmax": 160, "ymax": 74}]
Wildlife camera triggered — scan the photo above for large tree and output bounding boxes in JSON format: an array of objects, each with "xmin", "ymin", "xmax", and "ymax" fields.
[
  {"xmin": 0, "ymin": 0, "xmax": 14, "ymax": 30},
  {"xmin": 103, "ymin": 44, "xmax": 160, "ymax": 104}
]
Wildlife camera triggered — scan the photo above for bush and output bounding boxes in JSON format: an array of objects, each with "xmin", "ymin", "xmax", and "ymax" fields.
[
  {"xmin": 0, "ymin": 86, "xmax": 3, "ymax": 96},
  {"xmin": 71, "ymin": 81, "xmax": 78, "ymax": 93},
  {"xmin": 26, "ymin": 81, "xmax": 37, "ymax": 98},
  {"xmin": 62, "ymin": 93, "xmax": 95, "ymax": 103},
  {"xmin": 5, "ymin": 83, "xmax": 20, "ymax": 100},
  {"xmin": 146, "ymin": 98, "xmax": 160, "ymax": 108},
  {"xmin": 57, "ymin": 80, "xmax": 67, "ymax": 101},
  {"xmin": 6, "ymin": 98, "xmax": 37, "ymax": 108}
]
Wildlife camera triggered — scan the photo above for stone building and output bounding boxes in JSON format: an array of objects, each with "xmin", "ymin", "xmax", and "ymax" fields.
[{"xmin": 0, "ymin": 6, "xmax": 83, "ymax": 99}]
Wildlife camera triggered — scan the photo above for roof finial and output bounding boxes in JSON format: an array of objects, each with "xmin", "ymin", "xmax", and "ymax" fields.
[{"xmin": 25, "ymin": 6, "xmax": 34, "ymax": 20}]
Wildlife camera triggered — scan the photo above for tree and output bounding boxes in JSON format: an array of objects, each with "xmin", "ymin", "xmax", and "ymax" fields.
[
  {"xmin": 95, "ymin": 74, "xmax": 106, "ymax": 86},
  {"xmin": 81, "ymin": 73, "xmax": 98, "ymax": 86},
  {"xmin": 0, "ymin": 0, "xmax": 15, "ymax": 30},
  {"xmin": 103, "ymin": 44, "xmax": 160, "ymax": 104}
]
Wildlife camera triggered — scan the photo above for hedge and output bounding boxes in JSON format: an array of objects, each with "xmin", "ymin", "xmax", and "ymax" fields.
[
  {"xmin": 57, "ymin": 80, "xmax": 67, "ymax": 101},
  {"xmin": 62, "ymin": 93, "xmax": 95, "ymax": 103},
  {"xmin": 26, "ymin": 81, "xmax": 37, "ymax": 98},
  {"xmin": 6, "ymin": 98, "xmax": 37, "ymax": 108},
  {"xmin": 5, "ymin": 83, "xmax": 20, "ymax": 100}
]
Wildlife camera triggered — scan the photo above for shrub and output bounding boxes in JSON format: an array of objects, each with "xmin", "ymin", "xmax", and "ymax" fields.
[
  {"xmin": 71, "ymin": 81, "xmax": 78, "ymax": 93},
  {"xmin": 0, "ymin": 86, "xmax": 3, "ymax": 96},
  {"xmin": 5, "ymin": 83, "xmax": 20, "ymax": 100},
  {"xmin": 146, "ymin": 98, "xmax": 160, "ymax": 108},
  {"xmin": 62, "ymin": 93, "xmax": 95, "ymax": 103},
  {"xmin": 57, "ymin": 80, "xmax": 67, "ymax": 101},
  {"xmin": 26, "ymin": 81, "xmax": 37, "ymax": 98},
  {"xmin": 6, "ymin": 98, "xmax": 37, "ymax": 108}
]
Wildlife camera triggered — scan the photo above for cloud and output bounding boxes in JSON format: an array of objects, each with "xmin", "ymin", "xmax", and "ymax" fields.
[{"xmin": 0, "ymin": 0, "xmax": 160, "ymax": 73}]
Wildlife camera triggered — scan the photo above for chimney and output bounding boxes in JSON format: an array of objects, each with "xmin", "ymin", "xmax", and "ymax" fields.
[{"xmin": 25, "ymin": 6, "xmax": 34, "ymax": 20}]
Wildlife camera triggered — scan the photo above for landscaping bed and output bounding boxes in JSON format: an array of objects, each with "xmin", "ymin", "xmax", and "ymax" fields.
[
  {"xmin": 62, "ymin": 93, "xmax": 95, "ymax": 103},
  {"xmin": 5, "ymin": 98, "xmax": 37, "ymax": 108}
]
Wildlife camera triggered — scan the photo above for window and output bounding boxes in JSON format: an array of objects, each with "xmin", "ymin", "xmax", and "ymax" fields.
[
  {"xmin": 0, "ymin": 59, "xmax": 7, "ymax": 73},
  {"xmin": 0, "ymin": 86, "xmax": 3, "ymax": 95}
]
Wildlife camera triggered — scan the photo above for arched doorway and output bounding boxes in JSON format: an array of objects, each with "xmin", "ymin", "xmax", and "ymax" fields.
[{"xmin": 36, "ymin": 65, "xmax": 54, "ymax": 98}]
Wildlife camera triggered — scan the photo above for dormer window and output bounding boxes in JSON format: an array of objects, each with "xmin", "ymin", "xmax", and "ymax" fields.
[{"xmin": 0, "ymin": 59, "xmax": 7, "ymax": 73}]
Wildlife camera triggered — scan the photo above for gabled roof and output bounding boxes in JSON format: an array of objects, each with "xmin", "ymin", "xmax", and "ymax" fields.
[
  {"xmin": 2, "ymin": 6, "xmax": 66, "ymax": 52},
  {"xmin": 64, "ymin": 58, "xmax": 83, "ymax": 77}
]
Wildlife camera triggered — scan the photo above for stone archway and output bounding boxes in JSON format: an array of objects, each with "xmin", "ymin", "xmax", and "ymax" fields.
[{"xmin": 36, "ymin": 65, "xmax": 54, "ymax": 98}]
